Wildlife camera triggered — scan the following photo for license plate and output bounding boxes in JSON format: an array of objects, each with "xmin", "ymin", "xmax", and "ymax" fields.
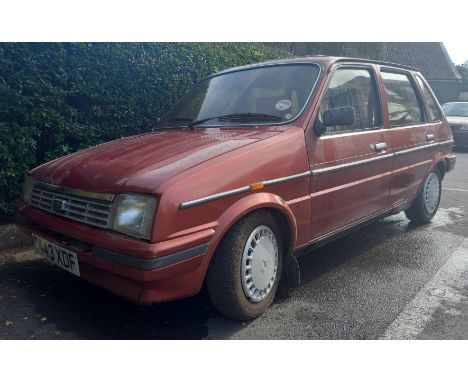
[
  {"xmin": 460, "ymin": 126, "xmax": 468, "ymax": 131},
  {"xmin": 32, "ymin": 234, "xmax": 80, "ymax": 276}
]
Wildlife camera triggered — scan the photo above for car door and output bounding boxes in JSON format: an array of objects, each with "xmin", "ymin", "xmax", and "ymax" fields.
[
  {"xmin": 305, "ymin": 65, "xmax": 393, "ymax": 241},
  {"xmin": 379, "ymin": 69, "xmax": 436, "ymax": 206}
]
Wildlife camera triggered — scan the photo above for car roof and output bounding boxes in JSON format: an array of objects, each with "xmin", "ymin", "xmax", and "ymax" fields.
[{"xmin": 212, "ymin": 56, "xmax": 420, "ymax": 77}]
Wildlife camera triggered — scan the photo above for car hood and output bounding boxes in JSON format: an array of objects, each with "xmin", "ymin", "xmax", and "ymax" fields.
[
  {"xmin": 446, "ymin": 116, "xmax": 468, "ymax": 125},
  {"xmin": 31, "ymin": 129, "xmax": 281, "ymax": 194}
]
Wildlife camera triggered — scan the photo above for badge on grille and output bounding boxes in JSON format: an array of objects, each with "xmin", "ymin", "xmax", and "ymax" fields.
[{"xmin": 52, "ymin": 199, "xmax": 67, "ymax": 213}]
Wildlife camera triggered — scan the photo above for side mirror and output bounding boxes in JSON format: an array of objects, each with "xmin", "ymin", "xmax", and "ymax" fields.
[
  {"xmin": 323, "ymin": 106, "xmax": 355, "ymax": 127},
  {"xmin": 314, "ymin": 106, "xmax": 355, "ymax": 137}
]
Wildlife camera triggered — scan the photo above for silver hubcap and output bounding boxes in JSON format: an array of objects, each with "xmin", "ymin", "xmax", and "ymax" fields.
[
  {"xmin": 241, "ymin": 225, "xmax": 278, "ymax": 303},
  {"xmin": 424, "ymin": 172, "xmax": 440, "ymax": 214}
]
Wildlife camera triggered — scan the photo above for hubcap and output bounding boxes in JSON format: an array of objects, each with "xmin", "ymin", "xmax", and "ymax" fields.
[
  {"xmin": 241, "ymin": 225, "xmax": 278, "ymax": 303},
  {"xmin": 424, "ymin": 172, "xmax": 440, "ymax": 214}
]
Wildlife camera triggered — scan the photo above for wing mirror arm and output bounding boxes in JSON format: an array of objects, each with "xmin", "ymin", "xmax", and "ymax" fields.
[{"xmin": 314, "ymin": 118, "xmax": 327, "ymax": 136}]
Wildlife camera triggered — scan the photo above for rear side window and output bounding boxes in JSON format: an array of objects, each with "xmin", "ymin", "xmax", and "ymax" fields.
[
  {"xmin": 319, "ymin": 67, "xmax": 381, "ymax": 134},
  {"xmin": 415, "ymin": 75, "xmax": 442, "ymax": 122},
  {"xmin": 381, "ymin": 71, "xmax": 423, "ymax": 127}
]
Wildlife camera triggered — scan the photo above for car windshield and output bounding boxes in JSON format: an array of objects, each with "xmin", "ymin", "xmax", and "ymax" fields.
[
  {"xmin": 442, "ymin": 103, "xmax": 468, "ymax": 117},
  {"xmin": 158, "ymin": 64, "xmax": 320, "ymax": 127}
]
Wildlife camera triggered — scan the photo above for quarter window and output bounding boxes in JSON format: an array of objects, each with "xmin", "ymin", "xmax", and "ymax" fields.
[
  {"xmin": 381, "ymin": 71, "xmax": 423, "ymax": 126},
  {"xmin": 319, "ymin": 68, "xmax": 381, "ymax": 134},
  {"xmin": 416, "ymin": 75, "xmax": 442, "ymax": 122}
]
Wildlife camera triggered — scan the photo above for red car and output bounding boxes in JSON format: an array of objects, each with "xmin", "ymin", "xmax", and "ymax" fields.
[
  {"xmin": 16, "ymin": 56, "xmax": 456, "ymax": 320},
  {"xmin": 442, "ymin": 102, "xmax": 468, "ymax": 148}
]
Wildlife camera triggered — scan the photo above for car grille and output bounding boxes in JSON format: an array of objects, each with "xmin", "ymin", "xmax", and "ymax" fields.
[{"xmin": 30, "ymin": 182, "xmax": 113, "ymax": 229}]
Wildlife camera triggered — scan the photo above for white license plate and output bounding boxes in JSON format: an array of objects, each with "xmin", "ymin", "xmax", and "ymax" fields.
[{"xmin": 32, "ymin": 234, "xmax": 80, "ymax": 276}]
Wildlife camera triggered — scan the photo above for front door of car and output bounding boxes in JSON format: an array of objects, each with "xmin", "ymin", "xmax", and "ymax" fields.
[{"xmin": 305, "ymin": 65, "xmax": 393, "ymax": 241}]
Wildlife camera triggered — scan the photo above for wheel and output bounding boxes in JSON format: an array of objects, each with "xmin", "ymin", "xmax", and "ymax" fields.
[
  {"xmin": 206, "ymin": 210, "xmax": 283, "ymax": 321},
  {"xmin": 405, "ymin": 168, "xmax": 442, "ymax": 223}
]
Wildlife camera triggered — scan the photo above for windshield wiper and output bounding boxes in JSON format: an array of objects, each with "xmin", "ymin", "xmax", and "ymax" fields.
[
  {"xmin": 188, "ymin": 113, "xmax": 282, "ymax": 127},
  {"xmin": 149, "ymin": 117, "xmax": 195, "ymax": 131},
  {"xmin": 165, "ymin": 117, "xmax": 194, "ymax": 123}
]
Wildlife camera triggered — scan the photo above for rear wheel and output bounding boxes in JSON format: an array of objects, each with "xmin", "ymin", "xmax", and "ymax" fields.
[
  {"xmin": 206, "ymin": 210, "xmax": 283, "ymax": 321},
  {"xmin": 405, "ymin": 168, "xmax": 442, "ymax": 223}
]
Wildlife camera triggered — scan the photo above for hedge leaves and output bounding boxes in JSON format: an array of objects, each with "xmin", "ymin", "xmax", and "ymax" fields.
[{"xmin": 0, "ymin": 43, "xmax": 288, "ymax": 219}]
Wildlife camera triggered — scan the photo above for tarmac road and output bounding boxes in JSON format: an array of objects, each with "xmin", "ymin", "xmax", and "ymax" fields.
[{"xmin": 1, "ymin": 149, "xmax": 467, "ymax": 340}]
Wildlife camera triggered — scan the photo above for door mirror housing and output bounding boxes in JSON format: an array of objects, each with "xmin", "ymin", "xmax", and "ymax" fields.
[
  {"xmin": 314, "ymin": 106, "xmax": 355, "ymax": 136},
  {"xmin": 323, "ymin": 106, "xmax": 355, "ymax": 127}
]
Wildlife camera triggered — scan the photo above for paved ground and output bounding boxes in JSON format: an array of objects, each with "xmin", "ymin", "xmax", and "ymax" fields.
[{"xmin": 1, "ymin": 149, "xmax": 467, "ymax": 340}]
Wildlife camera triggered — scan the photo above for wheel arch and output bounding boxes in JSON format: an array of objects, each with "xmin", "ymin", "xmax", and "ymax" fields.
[{"xmin": 199, "ymin": 192, "xmax": 297, "ymax": 280}]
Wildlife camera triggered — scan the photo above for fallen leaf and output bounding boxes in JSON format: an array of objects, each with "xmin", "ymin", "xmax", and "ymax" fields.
[
  {"xmin": 40, "ymin": 316, "xmax": 47, "ymax": 322},
  {"xmin": 5, "ymin": 321, "xmax": 13, "ymax": 327},
  {"xmin": 54, "ymin": 330, "xmax": 61, "ymax": 336},
  {"xmin": 22, "ymin": 317, "xmax": 28, "ymax": 320}
]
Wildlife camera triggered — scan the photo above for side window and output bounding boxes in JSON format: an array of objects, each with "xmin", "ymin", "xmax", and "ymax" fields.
[
  {"xmin": 416, "ymin": 75, "xmax": 442, "ymax": 122},
  {"xmin": 381, "ymin": 71, "xmax": 423, "ymax": 127},
  {"xmin": 319, "ymin": 68, "xmax": 381, "ymax": 134}
]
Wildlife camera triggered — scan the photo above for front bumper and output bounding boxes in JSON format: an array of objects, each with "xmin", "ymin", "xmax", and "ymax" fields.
[{"xmin": 15, "ymin": 203, "xmax": 214, "ymax": 304}]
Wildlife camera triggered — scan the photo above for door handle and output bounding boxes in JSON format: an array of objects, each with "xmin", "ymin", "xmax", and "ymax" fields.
[
  {"xmin": 371, "ymin": 142, "xmax": 387, "ymax": 152},
  {"xmin": 426, "ymin": 133, "xmax": 435, "ymax": 142}
]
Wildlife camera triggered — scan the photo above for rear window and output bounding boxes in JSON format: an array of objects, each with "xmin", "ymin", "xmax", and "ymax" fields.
[
  {"xmin": 416, "ymin": 75, "xmax": 442, "ymax": 122},
  {"xmin": 381, "ymin": 71, "xmax": 424, "ymax": 127}
]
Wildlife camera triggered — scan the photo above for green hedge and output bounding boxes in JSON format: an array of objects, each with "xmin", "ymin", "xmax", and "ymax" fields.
[{"xmin": 0, "ymin": 43, "xmax": 288, "ymax": 219}]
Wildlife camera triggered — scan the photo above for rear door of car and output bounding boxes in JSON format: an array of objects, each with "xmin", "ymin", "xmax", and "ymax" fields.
[
  {"xmin": 305, "ymin": 64, "xmax": 393, "ymax": 241},
  {"xmin": 378, "ymin": 68, "xmax": 441, "ymax": 206}
]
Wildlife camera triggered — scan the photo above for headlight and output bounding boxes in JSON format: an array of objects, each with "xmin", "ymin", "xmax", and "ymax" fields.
[
  {"xmin": 111, "ymin": 194, "xmax": 157, "ymax": 239},
  {"xmin": 21, "ymin": 175, "xmax": 34, "ymax": 203}
]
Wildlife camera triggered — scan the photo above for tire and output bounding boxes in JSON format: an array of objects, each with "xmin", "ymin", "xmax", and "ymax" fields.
[
  {"xmin": 206, "ymin": 210, "xmax": 283, "ymax": 321},
  {"xmin": 405, "ymin": 168, "xmax": 442, "ymax": 224}
]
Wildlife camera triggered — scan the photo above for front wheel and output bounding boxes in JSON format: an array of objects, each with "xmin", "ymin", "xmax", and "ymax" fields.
[
  {"xmin": 405, "ymin": 168, "xmax": 442, "ymax": 223},
  {"xmin": 206, "ymin": 210, "xmax": 283, "ymax": 321}
]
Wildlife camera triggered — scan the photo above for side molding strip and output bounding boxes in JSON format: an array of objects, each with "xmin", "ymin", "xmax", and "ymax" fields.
[
  {"xmin": 178, "ymin": 139, "xmax": 454, "ymax": 209},
  {"xmin": 178, "ymin": 171, "xmax": 311, "ymax": 209},
  {"xmin": 310, "ymin": 153, "xmax": 394, "ymax": 176},
  {"xmin": 179, "ymin": 186, "xmax": 252, "ymax": 210}
]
